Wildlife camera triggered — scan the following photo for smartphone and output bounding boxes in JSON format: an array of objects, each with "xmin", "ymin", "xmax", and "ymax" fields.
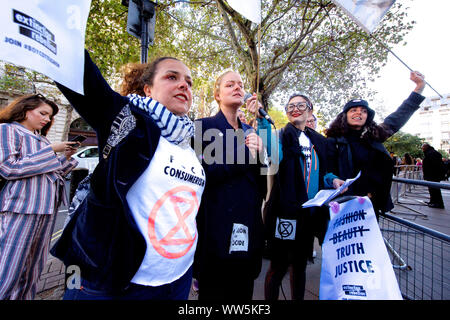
[{"xmin": 70, "ymin": 135, "xmax": 87, "ymax": 143}]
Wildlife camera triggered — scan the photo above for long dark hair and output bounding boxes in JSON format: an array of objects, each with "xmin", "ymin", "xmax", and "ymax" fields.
[
  {"xmin": 325, "ymin": 112, "xmax": 391, "ymax": 142},
  {"xmin": 0, "ymin": 94, "xmax": 59, "ymax": 136},
  {"xmin": 403, "ymin": 153, "xmax": 414, "ymax": 165},
  {"xmin": 119, "ymin": 57, "xmax": 181, "ymax": 96}
]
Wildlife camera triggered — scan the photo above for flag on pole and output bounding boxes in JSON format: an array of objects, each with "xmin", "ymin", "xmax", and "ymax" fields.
[
  {"xmin": 227, "ymin": 0, "xmax": 261, "ymax": 24},
  {"xmin": 331, "ymin": 0, "xmax": 396, "ymax": 33},
  {"xmin": 0, "ymin": 0, "xmax": 91, "ymax": 94}
]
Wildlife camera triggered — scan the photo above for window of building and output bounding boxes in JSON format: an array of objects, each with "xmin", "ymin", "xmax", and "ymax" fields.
[{"xmin": 0, "ymin": 98, "xmax": 8, "ymax": 108}]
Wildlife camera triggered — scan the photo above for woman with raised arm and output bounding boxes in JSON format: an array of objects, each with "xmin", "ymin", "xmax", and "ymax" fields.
[
  {"xmin": 326, "ymin": 71, "xmax": 426, "ymax": 217},
  {"xmin": 52, "ymin": 51, "xmax": 205, "ymax": 300}
]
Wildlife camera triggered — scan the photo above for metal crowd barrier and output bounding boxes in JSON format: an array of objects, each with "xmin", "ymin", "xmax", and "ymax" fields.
[
  {"xmin": 392, "ymin": 165, "xmax": 423, "ymax": 199},
  {"xmin": 390, "ymin": 166, "xmax": 447, "ymax": 219},
  {"xmin": 379, "ymin": 213, "xmax": 450, "ymax": 300},
  {"xmin": 380, "ymin": 176, "xmax": 450, "ymax": 300}
]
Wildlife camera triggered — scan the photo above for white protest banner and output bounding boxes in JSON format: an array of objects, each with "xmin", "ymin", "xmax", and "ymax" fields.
[
  {"xmin": 0, "ymin": 0, "xmax": 91, "ymax": 94},
  {"xmin": 331, "ymin": 0, "xmax": 396, "ymax": 33},
  {"xmin": 227, "ymin": 0, "xmax": 261, "ymax": 24},
  {"xmin": 319, "ymin": 196, "xmax": 402, "ymax": 300}
]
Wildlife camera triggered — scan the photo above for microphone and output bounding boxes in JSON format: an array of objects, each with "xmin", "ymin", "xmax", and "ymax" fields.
[
  {"xmin": 258, "ymin": 108, "xmax": 275, "ymax": 125},
  {"xmin": 243, "ymin": 93, "xmax": 275, "ymax": 126}
]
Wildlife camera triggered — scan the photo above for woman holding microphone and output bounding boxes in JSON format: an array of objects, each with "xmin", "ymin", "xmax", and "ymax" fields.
[{"xmin": 194, "ymin": 70, "xmax": 267, "ymax": 300}]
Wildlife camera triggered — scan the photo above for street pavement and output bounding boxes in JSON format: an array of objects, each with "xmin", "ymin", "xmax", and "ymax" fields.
[{"xmin": 35, "ymin": 181, "xmax": 450, "ymax": 300}]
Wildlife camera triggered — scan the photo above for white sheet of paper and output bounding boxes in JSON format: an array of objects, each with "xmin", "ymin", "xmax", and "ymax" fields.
[
  {"xmin": 0, "ymin": 0, "xmax": 91, "ymax": 94},
  {"xmin": 302, "ymin": 171, "xmax": 361, "ymax": 208}
]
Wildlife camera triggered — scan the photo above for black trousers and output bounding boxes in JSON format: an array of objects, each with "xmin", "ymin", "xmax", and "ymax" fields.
[
  {"xmin": 197, "ymin": 272, "xmax": 255, "ymax": 301},
  {"xmin": 197, "ymin": 260, "xmax": 258, "ymax": 301},
  {"xmin": 264, "ymin": 244, "xmax": 308, "ymax": 301},
  {"xmin": 428, "ymin": 185, "xmax": 444, "ymax": 207}
]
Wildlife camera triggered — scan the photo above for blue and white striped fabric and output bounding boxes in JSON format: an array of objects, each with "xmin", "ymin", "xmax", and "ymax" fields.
[
  {"xmin": 127, "ymin": 94, "xmax": 194, "ymax": 145},
  {"xmin": 0, "ymin": 122, "xmax": 77, "ymax": 215},
  {"xmin": 0, "ymin": 211, "xmax": 55, "ymax": 300}
]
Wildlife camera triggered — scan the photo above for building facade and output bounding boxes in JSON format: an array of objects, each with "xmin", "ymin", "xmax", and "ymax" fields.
[{"xmin": 415, "ymin": 94, "xmax": 450, "ymax": 155}]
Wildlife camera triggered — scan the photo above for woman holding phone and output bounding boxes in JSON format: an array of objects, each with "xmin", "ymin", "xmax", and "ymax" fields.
[{"xmin": 0, "ymin": 94, "xmax": 78, "ymax": 300}]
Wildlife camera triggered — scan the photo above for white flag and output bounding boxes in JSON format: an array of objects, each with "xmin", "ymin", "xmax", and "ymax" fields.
[
  {"xmin": 227, "ymin": 0, "xmax": 261, "ymax": 24},
  {"xmin": 332, "ymin": 0, "xmax": 396, "ymax": 33},
  {"xmin": 0, "ymin": 0, "xmax": 91, "ymax": 94}
]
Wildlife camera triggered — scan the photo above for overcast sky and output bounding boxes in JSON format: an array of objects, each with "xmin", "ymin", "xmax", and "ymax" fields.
[{"xmin": 369, "ymin": 0, "xmax": 450, "ymax": 134}]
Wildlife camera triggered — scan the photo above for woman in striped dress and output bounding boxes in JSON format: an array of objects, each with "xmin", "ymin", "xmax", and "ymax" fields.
[{"xmin": 0, "ymin": 94, "xmax": 78, "ymax": 300}]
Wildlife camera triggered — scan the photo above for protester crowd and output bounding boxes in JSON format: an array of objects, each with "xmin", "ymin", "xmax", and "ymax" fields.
[{"xmin": 0, "ymin": 42, "xmax": 433, "ymax": 301}]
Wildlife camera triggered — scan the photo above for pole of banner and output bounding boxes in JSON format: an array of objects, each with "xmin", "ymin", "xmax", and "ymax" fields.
[
  {"xmin": 253, "ymin": 24, "xmax": 261, "ymax": 126},
  {"xmin": 370, "ymin": 34, "xmax": 443, "ymax": 98},
  {"xmin": 256, "ymin": 24, "xmax": 261, "ymax": 96}
]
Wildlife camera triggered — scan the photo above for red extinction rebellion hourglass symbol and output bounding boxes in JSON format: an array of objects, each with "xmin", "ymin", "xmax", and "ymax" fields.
[{"xmin": 148, "ymin": 186, "xmax": 199, "ymax": 259}]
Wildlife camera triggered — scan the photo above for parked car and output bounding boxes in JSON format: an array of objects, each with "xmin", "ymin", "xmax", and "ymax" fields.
[{"xmin": 72, "ymin": 146, "xmax": 99, "ymax": 173}]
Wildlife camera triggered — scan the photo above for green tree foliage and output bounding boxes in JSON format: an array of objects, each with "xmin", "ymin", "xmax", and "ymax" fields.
[
  {"xmin": 1, "ymin": 0, "xmax": 415, "ymax": 123},
  {"xmin": 384, "ymin": 131, "xmax": 424, "ymax": 159},
  {"xmin": 155, "ymin": 0, "xmax": 414, "ymax": 121},
  {"xmin": 0, "ymin": 63, "xmax": 60, "ymax": 97},
  {"xmin": 267, "ymin": 108, "xmax": 288, "ymax": 128},
  {"xmin": 438, "ymin": 149, "xmax": 450, "ymax": 159},
  {"xmin": 0, "ymin": 64, "xmax": 31, "ymax": 93},
  {"xmin": 83, "ymin": 0, "xmax": 414, "ymax": 121},
  {"xmin": 84, "ymin": 0, "xmax": 139, "ymax": 75}
]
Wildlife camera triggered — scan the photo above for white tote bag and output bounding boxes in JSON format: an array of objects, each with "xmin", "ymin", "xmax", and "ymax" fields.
[{"xmin": 319, "ymin": 196, "xmax": 402, "ymax": 300}]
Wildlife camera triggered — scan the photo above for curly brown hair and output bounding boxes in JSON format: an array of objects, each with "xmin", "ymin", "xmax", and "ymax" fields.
[
  {"xmin": 119, "ymin": 57, "xmax": 181, "ymax": 96},
  {"xmin": 0, "ymin": 94, "xmax": 58, "ymax": 136},
  {"xmin": 325, "ymin": 112, "xmax": 392, "ymax": 142}
]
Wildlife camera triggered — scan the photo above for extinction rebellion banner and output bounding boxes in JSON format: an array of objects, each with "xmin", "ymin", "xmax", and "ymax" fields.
[
  {"xmin": 319, "ymin": 196, "xmax": 402, "ymax": 300},
  {"xmin": 0, "ymin": 0, "xmax": 91, "ymax": 94}
]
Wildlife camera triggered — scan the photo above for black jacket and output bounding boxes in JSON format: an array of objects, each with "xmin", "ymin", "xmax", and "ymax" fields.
[
  {"xmin": 328, "ymin": 134, "xmax": 395, "ymax": 214},
  {"xmin": 264, "ymin": 124, "xmax": 331, "ymax": 259},
  {"xmin": 423, "ymin": 146, "xmax": 444, "ymax": 182},
  {"xmin": 51, "ymin": 51, "xmax": 161, "ymax": 292},
  {"xmin": 193, "ymin": 111, "xmax": 266, "ymax": 279}
]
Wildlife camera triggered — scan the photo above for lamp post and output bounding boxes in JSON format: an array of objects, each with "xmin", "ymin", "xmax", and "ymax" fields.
[{"xmin": 122, "ymin": 0, "xmax": 157, "ymax": 63}]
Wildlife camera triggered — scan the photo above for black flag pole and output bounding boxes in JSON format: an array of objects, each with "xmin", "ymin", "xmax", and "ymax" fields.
[{"xmin": 370, "ymin": 34, "xmax": 443, "ymax": 98}]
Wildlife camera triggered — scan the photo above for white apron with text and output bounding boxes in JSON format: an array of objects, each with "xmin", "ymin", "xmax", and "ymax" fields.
[{"xmin": 126, "ymin": 137, "xmax": 205, "ymax": 286}]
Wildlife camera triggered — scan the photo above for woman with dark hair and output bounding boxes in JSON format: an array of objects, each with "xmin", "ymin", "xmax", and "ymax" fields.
[
  {"xmin": 257, "ymin": 93, "xmax": 344, "ymax": 300},
  {"xmin": 402, "ymin": 153, "xmax": 414, "ymax": 165},
  {"xmin": 326, "ymin": 71, "xmax": 426, "ymax": 217},
  {"xmin": 0, "ymin": 94, "xmax": 78, "ymax": 300},
  {"xmin": 52, "ymin": 51, "xmax": 205, "ymax": 300}
]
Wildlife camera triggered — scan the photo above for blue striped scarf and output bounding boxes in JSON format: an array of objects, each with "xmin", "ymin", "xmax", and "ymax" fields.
[{"xmin": 128, "ymin": 94, "xmax": 194, "ymax": 145}]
